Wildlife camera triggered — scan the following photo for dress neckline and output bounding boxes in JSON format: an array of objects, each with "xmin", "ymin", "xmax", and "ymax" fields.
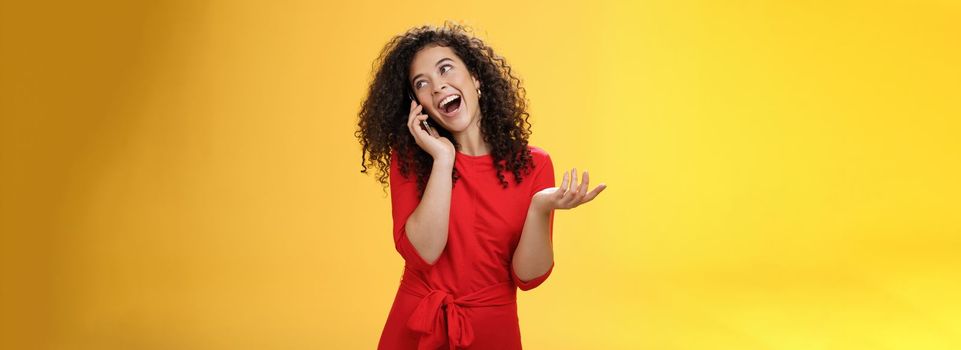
[
  {"xmin": 456, "ymin": 150, "xmax": 491, "ymax": 159},
  {"xmin": 454, "ymin": 150, "xmax": 495, "ymax": 173}
]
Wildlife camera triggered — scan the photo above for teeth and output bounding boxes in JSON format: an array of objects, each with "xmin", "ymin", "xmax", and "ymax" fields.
[{"xmin": 439, "ymin": 95, "xmax": 460, "ymax": 109}]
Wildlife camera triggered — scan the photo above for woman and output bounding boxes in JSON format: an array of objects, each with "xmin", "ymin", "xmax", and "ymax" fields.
[{"xmin": 356, "ymin": 22, "xmax": 607, "ymax": 349}]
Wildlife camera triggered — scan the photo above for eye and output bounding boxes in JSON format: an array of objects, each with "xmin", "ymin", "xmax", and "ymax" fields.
[
  {"xmin": 440, "ymin": 64, "xmax": 453, "ymax": 74},
  {"xmin": 414, "ymin": 80, "xmax": 427, "ymax": 89}
]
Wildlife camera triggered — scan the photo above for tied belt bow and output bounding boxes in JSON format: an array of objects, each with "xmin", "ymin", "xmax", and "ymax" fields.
[{"xmin": 399, "ymin": 269, "xmax": 516, "ymax": 350}]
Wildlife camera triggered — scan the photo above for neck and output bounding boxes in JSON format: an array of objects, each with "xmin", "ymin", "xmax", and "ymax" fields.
[{"xmin": 452, "ymin": 116, "xmax": 489, "ymax": 156}]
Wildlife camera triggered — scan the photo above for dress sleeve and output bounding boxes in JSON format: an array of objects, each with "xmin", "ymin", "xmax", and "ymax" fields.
[
  {"xmin": 512, "ymin": 149, "xmax": 556, "ymax": 291},
  {"xmin": 389, "ymin": 154, "xmax": 435, "ymax": 272}
]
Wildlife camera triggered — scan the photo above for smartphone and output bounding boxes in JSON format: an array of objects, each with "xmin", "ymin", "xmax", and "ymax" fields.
[
  {"xmin": 409, "ymin": 90, "xmax": 433, "ymax": 135},
  {"xmin": 421, "ymin": 119, "xmax": 432, "ymax": 135}
]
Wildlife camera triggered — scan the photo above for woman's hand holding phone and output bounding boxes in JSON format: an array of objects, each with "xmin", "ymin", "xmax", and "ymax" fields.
[{"xmin": 407, "ymin": 99, "xmax": 455, "ymax": 163}]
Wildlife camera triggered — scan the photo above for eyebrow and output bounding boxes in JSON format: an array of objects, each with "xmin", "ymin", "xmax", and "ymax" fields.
[{"xmin": 410, "ymin": 57, "xmax": 455, "ymax": 84}]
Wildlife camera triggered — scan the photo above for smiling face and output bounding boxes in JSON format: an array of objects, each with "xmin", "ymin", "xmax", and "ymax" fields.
[{"xmin": 408, "ymin": 45, "xmax": 482, "ymax": 134}]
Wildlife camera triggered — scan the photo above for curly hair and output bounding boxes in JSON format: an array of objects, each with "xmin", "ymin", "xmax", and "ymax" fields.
[{"xmin": 356, "ymin": 21, "xmax": 536, "ymax": 198}]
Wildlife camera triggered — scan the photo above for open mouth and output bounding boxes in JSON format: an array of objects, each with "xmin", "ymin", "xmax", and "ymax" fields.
[{"xmin": 438, "ymin": 94, "xmax": 462, "ymax": 117}]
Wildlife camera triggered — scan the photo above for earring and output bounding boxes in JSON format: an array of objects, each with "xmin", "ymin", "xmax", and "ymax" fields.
[{"xmin": 477, "ymin": 88, "xmax": 482, "ymax": 98}]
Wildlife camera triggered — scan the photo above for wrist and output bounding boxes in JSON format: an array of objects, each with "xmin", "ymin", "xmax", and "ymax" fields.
[
  {"xmin": 432, "ymin": 156, "xmax": 454, "ymax": 170},
  {"xmin": 529, "ymin": 200, "xmax": 553, "ymax": 216}
]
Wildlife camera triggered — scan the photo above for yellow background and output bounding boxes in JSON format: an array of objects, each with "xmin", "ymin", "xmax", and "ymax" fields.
[{"xmin": 2, "ymin": 0, "xmax": 959, "ymax": 349}]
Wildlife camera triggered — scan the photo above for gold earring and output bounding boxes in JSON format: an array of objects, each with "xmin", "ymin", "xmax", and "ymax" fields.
[{"xmin": 477, "ymin": 88, "xmax": 482, "ymax": 98}]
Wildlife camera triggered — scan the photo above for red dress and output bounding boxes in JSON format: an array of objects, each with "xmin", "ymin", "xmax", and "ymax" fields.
[{"xmin": 378, "ymin": 145, "xmax": 556, "ymax": 350}]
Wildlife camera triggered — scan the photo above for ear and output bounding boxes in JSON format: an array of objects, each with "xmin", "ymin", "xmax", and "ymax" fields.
[{"xmin": 471, "ymin": 75, "xmax": 481, "ymax": 89}]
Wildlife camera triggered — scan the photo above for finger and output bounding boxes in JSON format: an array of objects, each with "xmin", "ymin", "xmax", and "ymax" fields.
[
  {"xmin": 408, "ymin": 110, "xmax": 429, "ymax": 140},
  {"xmin": 408, "ymin": 104, "xmax": 423, "ymax": 134},
  {"xmin": 570, "ymin": 168, "xmax": 577, "ymax": 193},
  {"xmin": 408, "ymin": 105, "xmax": 422, "ymax": 123},
  {"xmin": 408, "ymin": 113, "xmax": 423, "ymax": 141},
  {"xmin": 568, "ymin": 170, "xmax": 588, "ymax": 206},
  {"xmin": 409, "ymin": 99, "xmax": 424, "ymax": 114},
  {"xmin": 581, "ymin": 171, "xmax": 590, "ymax": 196},
  {"xmin": 407, "ymin": 103, "xmax": 420, "ymax": 130},
  {"xmin": 575, "ymin": 171, "xmax": 589, "ymax": 202},
  {"xmin": 583, "ymin": 183, "xmax": 607, "ymax": 202},
  {"xmin": 557, "ymin": 170, "xmax": 577, "ymax": 208},
  {"xmin": 413, "ymin": 115, "xmax": 430, "ymax": 137},
  {"xmin": 407, "ymin": 112, "xmax": 417, "ymax": 138},
  {"xmin": 556, "ymin": 170, "xmax": 569, "ymax": 198},
  {"xmin": 411, "ymin": 104, "xmax": 423, "ymax": 119},
  {"xmin": 428, "ymin": 124, "xmax": 439, "ymax": 138},
  {"xmin": 574, "ymin": 170, "xmax": 586, "ymax": 195},
  {"xmin": 564, "ymin": 168, "xmax": 578, "ymax": 204}
]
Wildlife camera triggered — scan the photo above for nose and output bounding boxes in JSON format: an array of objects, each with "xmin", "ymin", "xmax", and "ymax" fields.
[{"xmin": 432, "ymin": 82, "xmax": 450, "ymax": 95}]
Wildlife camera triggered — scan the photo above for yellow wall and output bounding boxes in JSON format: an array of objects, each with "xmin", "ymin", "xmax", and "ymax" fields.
[{"xmin": 2, "ymin": 0, "xmax": 959, "ymax": 349}]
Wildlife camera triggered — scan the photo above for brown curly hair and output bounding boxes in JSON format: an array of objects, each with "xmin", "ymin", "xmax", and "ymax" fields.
[{"xmin": 356, "ymin": 21, "xmax": 537, "ymax": 197}]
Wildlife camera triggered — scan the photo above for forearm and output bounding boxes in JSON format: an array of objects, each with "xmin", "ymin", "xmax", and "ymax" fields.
[
  {"xmin": 512, "ymin": 203, "xmax": 554, "ymax": 281},
  {"xmin": 405, "ymin": 158, "xmax": 454, "ymax": 264}
]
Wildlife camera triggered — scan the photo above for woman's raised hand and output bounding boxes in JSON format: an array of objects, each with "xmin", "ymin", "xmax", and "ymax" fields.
[
  {"xmin": 531, "ymin": 168, "xmax": 607, "ymax": 212},
  {"xmin": 407, "ymin": 100, "xmax": 455, "ymax": 162}
]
